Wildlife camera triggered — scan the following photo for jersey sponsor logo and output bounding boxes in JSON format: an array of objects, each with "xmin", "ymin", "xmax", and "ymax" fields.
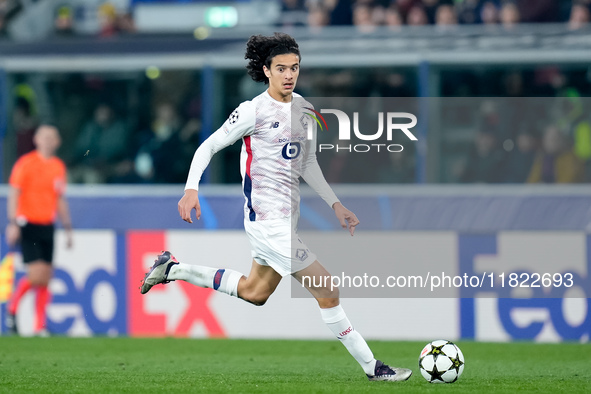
[
  {"xmin": 279, "ymin": 136, "xmax": 306, "ymax": 143},
  {"xmin": 128, "ymin": 231, "xmax": 226, "ymax": 337},
  {"xmin": 281, "ymin": 142, "xmax": 301, "ymax": 160},
  {"xmin": 228, "ymin": 110, "xmax": 239, "ymax": 125},
  {"xmin": 40, "ymin": 231, "xmax": 125, "ymax": 336},
  {"xmin": 458, "ymin": 234, "xmax": 591, "ymax": 341},
  {"xmin": 270, "ymin": 122, "xmax": 280, "ymax": 129}
]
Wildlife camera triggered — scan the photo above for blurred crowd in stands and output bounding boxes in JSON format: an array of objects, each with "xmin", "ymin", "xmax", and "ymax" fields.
[
  {"xmin": 2, "ymin": 1, "xmax": 591, "ymax": 185},
  {"xmin": 8, "ymin": 66, "xmax": 591, "ymax": 185},
  {"xmin": 11, "ymin": 71, "xmax": 203, "ymax": 184},
  {"xmin": 281, "ymin": 0, "xmax": 591, "ymax": 31},
  {"xmin": 457, "ymin": 95, "xmax": 590, "ymax": 184},
  {"xmin": 0, "ymin": 0, "xmax": 590, "ymax": 39}
]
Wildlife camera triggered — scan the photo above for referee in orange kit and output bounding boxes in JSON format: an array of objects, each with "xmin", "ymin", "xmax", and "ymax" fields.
[{"xmin": 4, "ymin": 125, "xmax": 72, "ymax": 336}]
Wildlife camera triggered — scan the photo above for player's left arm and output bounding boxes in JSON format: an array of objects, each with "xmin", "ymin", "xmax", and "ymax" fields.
[
  {"xmin": 301, "ymin": 123, "xmax": 359, "ymax": 236},
  {"xmin": 56, "ymin": 166, "xmax": 73, "ymax": 248},
  {"xmin": 57, "ymin": 196, "xmax": 73, "ymax": 248}
]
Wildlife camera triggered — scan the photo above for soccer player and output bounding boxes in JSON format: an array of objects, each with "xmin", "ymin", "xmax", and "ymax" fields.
[
  {"xmin": 4, "ymin": 125, "xmax": 73, "ymax": 336},
  {"xmin": 141, "ymin": 33, "xmax": 412, "ymax": 382}
]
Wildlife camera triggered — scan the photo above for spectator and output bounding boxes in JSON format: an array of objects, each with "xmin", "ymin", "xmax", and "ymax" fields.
[
  {"xmin": 500, "ymin": 2, "xmax": 520, "ymax": 28},
  {"xmin": 407, "ymin": 5, "xmax": 429, "ymax": 25},
  {"xmin": 134, "ymin": 102, "xmax": 198, "ymax": 183},
  {"xmin": 371, "ymin": 1, "xmax": 387, "ymax": 25},
  {"xmin": 502, "ymin": 127, "xmax": 538, "ymax": 183},
  {"xmin": 435, "ymin": 4, "xmax": 458, "ymax": 26},
  {"xmin": 385, "ymin": 4, "xmax": 404, "ymax": 29},
  {"xmin": 373, "ymin": 72, "xmax": 413, "ymax": 96},
  {"xmin": 54, "ymin": 5, "xmax": 74, "ymax": 37},
  {"xmin": 480, "ymin": 1, "xmax": 499, "ymax": 25},
  {"xmin": 98, "ymin": 2, "xmax": 118, "ymax": 37},
  {"xmin": 568, "ymin": 3, "xmax": 590, "ymax": 30},
  {"xmin": 0, "ymin": 0, "xmax": 22, "ymax": 38},
  {"xmin": 503, "ymin": 71, "xmax": 525, "ymax": 97},
  {"xmin": 516, "ymin": 0, "xmax": 558, "ymax": 23},
  {"xmin": 456, "ymin": 0, "xmax": 479, "ymax": 24},
  {"xmin": 553, "ymin": 90, "xmax": 591, "ymax": 162},
  {"xmin": 395, "ymin": 0, "xmax": 420, "ymax": 16},
  {"xmin": 13, "ymin": 97, "xmax": 38, "ymax": 158},
  {"xmin": 70, "ymin": 103, "xmax": 131, "ymax": 183},
  {"xmin": 527, "ymin": 125, "xmax": 584, "ymax": 183},
  {"xmin": 329, "ymin": 0, "xmax": 353, "ymax": 25},
  {"xmin": 278, "ymin": 0, "xmax": 307, "ymax": 27},
  {"xmin": 308, "ymin": 3, "xmax": 330, "ymax": 30},
  {"xmin": 378, "ymin": 151, "xmax": 415, "ymax": 183},
  {"xmin": 117, "ymin": 12, "xmax": 136, "ymax": 34},
  {"xmin": 421, "ymin": 0, "xmax": 441, "ymax": 24},
  {"xmin": 0, "ymin": 13, "xmax": 5, "ymax": 38},
  {"xmin": 1, "ymin": 0, "xmax": 9, "ymax": 37},
  {"xmin": 460, "ymin": 126, "xmax": 505, "ymax": 183},
  {"xmin": 353, "ymin": 2, "xmax": 377, "ymax": 32}
]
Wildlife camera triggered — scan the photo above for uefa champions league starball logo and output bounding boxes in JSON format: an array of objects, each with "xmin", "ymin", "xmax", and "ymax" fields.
[{"xmin": 229, "ymin": 109, "xmax": 239, "ymax": 124}]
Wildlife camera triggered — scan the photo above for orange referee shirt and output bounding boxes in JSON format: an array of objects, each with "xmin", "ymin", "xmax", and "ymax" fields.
[{"xmin": 9, "ymin": 151, "xmax": 67, "ymax": 225}]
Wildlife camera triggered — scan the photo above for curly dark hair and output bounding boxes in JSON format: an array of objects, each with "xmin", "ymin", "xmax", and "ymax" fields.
[{"xmin": 245, "ymin": 33, "xmax": 301, "ymax": 84}]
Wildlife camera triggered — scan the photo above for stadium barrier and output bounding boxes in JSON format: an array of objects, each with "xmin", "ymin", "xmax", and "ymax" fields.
[{"xmin": 0, "ymin": 185, "xmax": 589, "ymax": 342}]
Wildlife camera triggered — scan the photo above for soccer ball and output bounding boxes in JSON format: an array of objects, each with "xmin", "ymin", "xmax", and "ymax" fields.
[{"xmin": 419, "ymin": 340, "xmax": 464, "ymax": 383}]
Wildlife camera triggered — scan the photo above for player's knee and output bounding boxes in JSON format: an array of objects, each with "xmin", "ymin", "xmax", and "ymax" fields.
[
  {"xmin": 246, "ymin": 297, "xmax": 267, "ymax": 306},
  {"xmin": 28, "ymin": 274, "xmax": 49, "ymax": 287},
  {"xmin": 330, "ymin": 286, "xmax": 340, "ymax": 299},
  {"xmin": 249, "ymin": 293, "xmax": 270, "ymax": 306},
  {"xmin": 241, "ymin": 289, "xmax": 270, "ymax": 306},
  {"xmin": 319, "ymin": 284, "xmax": 339, "ymax": 300},
  {"xmin": 29, "ymin": 268, "xmax": 51, "ymax": 287},
  {"xmin": 317, "ymin": 295, "xmax": 340, "ymax": 309}
]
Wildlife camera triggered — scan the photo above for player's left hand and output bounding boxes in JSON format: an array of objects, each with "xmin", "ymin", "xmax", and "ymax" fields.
[
  {"xmin": 5, "ymin": 223, "xmax": 20, "ymax": 247},
  {"xmin": 333, "ymin": 202, "xmax": 359, "ymax": 236},
  {"xmin": 65, "ymin": 230, "xmax": 73, "ymax": 249},
  {"xmin": 178, "ymin": 189, "xmax": 201, "ymax": 223}
]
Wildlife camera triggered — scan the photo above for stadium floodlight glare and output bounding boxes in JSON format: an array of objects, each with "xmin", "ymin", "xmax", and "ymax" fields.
[{"xmin": 205, "ymin": 6, "xmax": 238, "ymax": 28}]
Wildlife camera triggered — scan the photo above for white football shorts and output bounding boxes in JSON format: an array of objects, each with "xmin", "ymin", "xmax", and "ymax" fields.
[{"xmin": 243, "ymin": 218, "xmax": 317, "ymax": 277}]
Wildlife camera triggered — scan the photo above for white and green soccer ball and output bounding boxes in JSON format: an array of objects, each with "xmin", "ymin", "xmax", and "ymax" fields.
[{"xmin": 419, "ymin": 340, "xmax": 465, "ymax": 383}]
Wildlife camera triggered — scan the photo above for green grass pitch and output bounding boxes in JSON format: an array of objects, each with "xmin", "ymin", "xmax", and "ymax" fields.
[{"xmin": 0, "ymin": 337, "xmax": 588, "ymax": 393}]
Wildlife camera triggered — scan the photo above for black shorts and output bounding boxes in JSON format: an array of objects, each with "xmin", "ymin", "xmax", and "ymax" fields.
[{"xmin": 20, "ymin": 223, "xmax": 55, "ymax": 264}]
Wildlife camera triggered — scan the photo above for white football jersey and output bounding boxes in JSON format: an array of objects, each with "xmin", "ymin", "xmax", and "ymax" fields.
[{"xmin": 185, "ymin": 90, "xmax": 339, "ymax": 222}]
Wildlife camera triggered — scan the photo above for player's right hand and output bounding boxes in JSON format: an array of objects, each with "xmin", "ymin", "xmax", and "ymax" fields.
[{"xmin": 178, "ymin": 189, "xmax": 201, "ymax": 223}]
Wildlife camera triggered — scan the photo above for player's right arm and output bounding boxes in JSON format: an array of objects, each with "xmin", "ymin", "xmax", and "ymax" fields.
[{"xmin": 179, "ymin": 102, "xmax": 256, "ymax": 223}]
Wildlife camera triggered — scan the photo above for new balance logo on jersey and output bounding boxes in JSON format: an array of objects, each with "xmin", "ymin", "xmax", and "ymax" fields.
[{"xmin": 270, "ymin": 122, "xmax": 280, "ymax": 129}]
